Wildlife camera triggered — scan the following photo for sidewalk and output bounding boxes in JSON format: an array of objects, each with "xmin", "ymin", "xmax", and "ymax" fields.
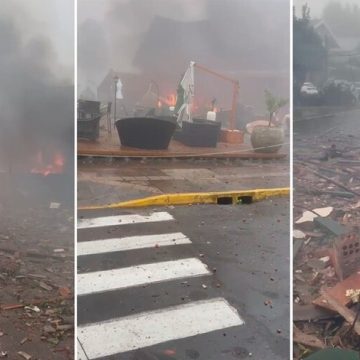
[{"xmin": 78, "ymin": 158, "xmax": 289, "ymax": 207}]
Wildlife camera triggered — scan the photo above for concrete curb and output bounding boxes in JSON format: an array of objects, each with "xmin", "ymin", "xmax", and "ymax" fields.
[{"xmin": 79, "ymin": 187, "xmax": 290, "ymax": 210}]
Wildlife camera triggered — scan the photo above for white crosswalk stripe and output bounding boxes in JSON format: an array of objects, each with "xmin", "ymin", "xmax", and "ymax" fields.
[
  {"xmin": 78, "ymin": 258, "xmax": 211, "ymax": 296},
  {"xmin": 78, "ymin": 298, "xmax": 244, "ymax": 359},
  {"xmin": 77, "ymin": 211, "xmax": 173, "ymax": 229},
  {"xmin": 77, "ymin": 211, "xmax": 244, "ymax": 359},
  {"xmin": 77, "ymin": 339, "xmax": 88, "ymax": 360},
  {"xmin": 77, "ymin": 232, "xmax": 191, "ymax": 256}
]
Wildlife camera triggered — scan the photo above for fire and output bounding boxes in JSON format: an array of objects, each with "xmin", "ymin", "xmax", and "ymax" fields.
[
  {"xmin": 159, "ymin": 93, "xmax": 177, "ymax": 107},
  {"xmin": 166, "ymin": 94, "xmax": 176, "ymax": 107},
  {"xmin": 31, "ymin": 151, "xmax": 65, "ymax": 176}
]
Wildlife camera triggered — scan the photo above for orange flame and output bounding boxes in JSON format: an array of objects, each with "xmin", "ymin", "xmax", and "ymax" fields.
[
  {"xmin": 159, "ymin": 93, "xmax": 177, "ymax": 107},
  {"xmin": 166, "ymin": 94, "xmax": 176, "ymax": 107},
  {"xmin": 31, "ymin": 151, "xmax": 65, "ymax": 176}
]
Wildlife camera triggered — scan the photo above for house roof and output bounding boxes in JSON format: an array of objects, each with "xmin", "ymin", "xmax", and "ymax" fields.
[
  {"xmin": 310, "ymin": 19, "xmax": 340, "ymax": 49},
  {"xmin": 311, "ymin": 19, "xmax": 360, "ymax": 52},
  {"xmin": 132, "ymin": 15, "xmax": 288, "ymax": 77},
  {"xmin": 132, "ymin": 17, "xmax": 218, "ymax": 75}
]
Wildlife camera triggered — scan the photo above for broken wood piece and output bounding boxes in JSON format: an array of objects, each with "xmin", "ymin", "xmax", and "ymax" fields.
[
  {"xmin": 293, "ymin": 303, "xmax": 335, "ymax": 322},
  {"xmin": 1, "ymin": 304, "xmax": 24, "ymax": 311},
  {"xmin": 20, "ymin": 337, "xmax": 28, "ymax": 345},
  {"xmin": 313, "ymin": 272, "xmax": 360, "ymax": 311},
  {"xmin": 0, "ymin": 246, "xmax": 70, "ymax": 261},
  {"xmin": 293, "ymin": 324, "xmax": 326, "ymax": 349},
  {"xmin": 17, "ymin": 351, "xmax": 31, "ymax": 360},
  {"xmin": 312, "ymin": 190, "xmax": 354, "ymax": 198},
  {"xmin": 38, "ymin": 281, "xmax": 52, "ymax": 291},
  {"xmin": 311, "ymin": 170, "xmax": 360, "ymax": 197},
  {"xmin": 321, "ymin": 289, "xmax": 360, "ymax": 336},
  {"xmin": 1, "ymin": 293, "xmax": 74, "ymax": 311}
]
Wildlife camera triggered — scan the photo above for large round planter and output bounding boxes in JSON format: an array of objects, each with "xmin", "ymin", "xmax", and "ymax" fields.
[
  {"xmin": 115, "ymin": 117, "xmax": 176, "ymax": 150},
  {"xmin": 250, "ymin": 126, "xmax": 284, "ymax": 153},
  {"xmin": 176, "ymin": 119, "xmax": 221, "ymax": 148}
]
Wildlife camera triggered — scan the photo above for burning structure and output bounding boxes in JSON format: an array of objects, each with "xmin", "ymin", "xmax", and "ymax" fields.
[{"xmin": 78, "ymin": 0, "xmax": 289, "ymax": 116}]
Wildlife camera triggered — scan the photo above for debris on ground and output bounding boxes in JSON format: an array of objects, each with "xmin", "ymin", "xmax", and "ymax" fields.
[
  {"xmin": 293, "ymin": 121, "xmax": 360, "ymax": 358},
  {"xmin": 0, "ymin": 185, "xmax": 74, "ymax": 359}
]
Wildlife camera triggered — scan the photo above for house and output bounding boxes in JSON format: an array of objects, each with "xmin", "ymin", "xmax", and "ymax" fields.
[
  {"xmin": 131, "ymin": 15, "xmax": 289, "ymax": 114},
  {"xmin": 310, "ymin": 19, "xmax": 340, "ymax": 50},
  {"xmin": 311, "ymin": 19, "xmax": 360, "ymax": 62}
]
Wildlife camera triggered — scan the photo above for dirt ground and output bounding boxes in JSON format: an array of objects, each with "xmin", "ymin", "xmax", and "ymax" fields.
[{"xmin": 0, "ymin": 175, "xmax": 74, "ymax": 359}]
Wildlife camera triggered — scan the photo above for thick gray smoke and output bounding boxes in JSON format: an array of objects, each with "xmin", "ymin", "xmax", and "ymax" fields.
[
  {"xmin": 0, "ymin": 15, "xmax": 74, "ymax": 172},
  {"xmin": 78, "ymin": 0, "xmax": 289, "ymax": 111}
]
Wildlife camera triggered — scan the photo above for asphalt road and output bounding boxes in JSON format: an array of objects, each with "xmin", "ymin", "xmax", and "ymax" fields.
[{"xmin": 77, "ymin": 199, "xmax": 290, "ymax": 360}]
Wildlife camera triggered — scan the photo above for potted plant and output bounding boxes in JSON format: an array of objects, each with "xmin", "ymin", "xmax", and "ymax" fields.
[{"xmin": 250, "ymin": 90, "xmax": 288, "ymax": 153}]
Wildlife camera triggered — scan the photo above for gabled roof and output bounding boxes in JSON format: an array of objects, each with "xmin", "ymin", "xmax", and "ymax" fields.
[
  {"xmin": 310, "ymin": 19, "xmax": 340, "ymax": 49},
  {"xmin": 132, "ymin": 14, "xmax": 288, "ymax": 76},
  {"xmin": 133, "ymin": 16, "xmax": 217, "ymax": 74}
]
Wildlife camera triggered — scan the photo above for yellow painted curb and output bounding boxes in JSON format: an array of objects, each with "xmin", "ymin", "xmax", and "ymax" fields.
[{"xmin": 79, "ymin": 187, "xmax": 290, "ymax": 210}]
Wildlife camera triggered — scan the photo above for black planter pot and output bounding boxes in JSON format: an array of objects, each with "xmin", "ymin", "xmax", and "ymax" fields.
[
  {"xmin": 115, "ymin": 117, "xmax": 176, "ymax": 150},
  {"xmin": 177, "ymin": 119, "xmax": 221, "ymax": 147},
  {"xmin": 77, "ymin": 115, "xmax": 101, "ymax": 141}
]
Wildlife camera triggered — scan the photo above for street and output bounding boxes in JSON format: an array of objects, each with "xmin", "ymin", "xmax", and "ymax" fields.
[{"xmin": 77, "ymin": 158, "xmax": 289, "ymax": 360}]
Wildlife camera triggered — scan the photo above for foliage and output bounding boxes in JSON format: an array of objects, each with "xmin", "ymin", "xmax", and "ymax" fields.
[
  {"xmin": 293, "ymin": 5, "xmax": 327, "ymax": 102},
  {"xmin": 320, "ymin": 80, "xmax": 357, "ymax": 106},
  {"xmin": 264, "ymin": 90, "xmax": 288, "ymax": 126},
  {"xmin": 298, "ymin": 80, "xmax": 357, "ymax": 107}
]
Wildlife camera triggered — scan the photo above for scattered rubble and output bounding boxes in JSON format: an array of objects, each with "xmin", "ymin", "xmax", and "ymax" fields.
[
  {"xmin": 0, "ymin": 193, "xmax": 74, "ymax": 359},
  {"xmin": 293, "ymin": 122, "xmax": 360, "ymax": 358}
]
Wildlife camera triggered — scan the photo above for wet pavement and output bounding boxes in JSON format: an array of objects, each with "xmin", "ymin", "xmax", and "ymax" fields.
[
  {"xmin": 77, "ymin": 158, "xmax": 290, "ymax": 360},
  {"xmin": 78, "ymin": 158, "xmax": 289, "ymax": 206}
]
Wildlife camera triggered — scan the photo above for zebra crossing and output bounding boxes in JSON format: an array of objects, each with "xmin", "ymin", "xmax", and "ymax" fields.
[{"xmin": 77, "ymin": 210, "xmax": 244, "ymax": 359}]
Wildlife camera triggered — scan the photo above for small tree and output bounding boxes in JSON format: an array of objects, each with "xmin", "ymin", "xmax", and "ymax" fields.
[{"xmin": 264, "ymin": 90, "xmax": 288, "ymax": 126}]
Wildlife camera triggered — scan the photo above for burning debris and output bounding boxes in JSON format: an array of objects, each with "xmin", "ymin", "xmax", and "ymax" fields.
[
  {"xmin": 30, "ymin": 151, "xmax": 66, "ymax": 177},
  {"xmin": 0, "ymin": 15, "xmax": 73, "ymax": 175}
]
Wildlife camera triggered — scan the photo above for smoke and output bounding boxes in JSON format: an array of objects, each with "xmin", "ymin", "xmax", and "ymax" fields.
[
  {"xmin": 0, "ymin": 10, "xmax": 74, "ymax": 172},
  {"xmin": 78, "ymin": 0, "xmax": 289, "ymax": 111}
]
